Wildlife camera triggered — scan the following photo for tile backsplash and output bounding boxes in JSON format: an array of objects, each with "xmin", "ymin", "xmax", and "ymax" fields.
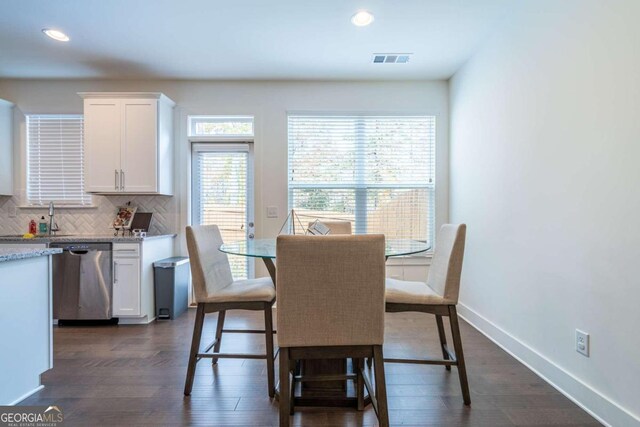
[{"xmin": 0, "ymin": 195, "xmax": 178, "ymax": 236}]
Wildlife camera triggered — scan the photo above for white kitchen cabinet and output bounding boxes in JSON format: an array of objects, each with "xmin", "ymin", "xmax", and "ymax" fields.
[
  {"xmin": 112, "ymin": 237, "xmax": 174, "ymax": 324},
  {"xmin": 0, "ymin": 253, "xmax": 54, "ymax": 404},
  {"xmin": 0, "ymin": 99, "xmax": 14, "ymax": 195},
  {"xmin": 113, "ymin": 257, "xmax": 141, "ymax": 316},
  {"xmin": 80, "ymin": 92, "xmax": 175, "ymax": 195}
]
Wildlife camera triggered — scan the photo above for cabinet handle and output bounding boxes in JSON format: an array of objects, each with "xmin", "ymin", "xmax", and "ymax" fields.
[
  {"xmin": 114, "ymin": 261, "xmax": 118, "ymax": 283},
  {"xmin": 120, "ymin": 169, "xmax": 125, "ymax": 190},
  {"xmin": 115, "ymin": 170, "xmax": 119, "ymax": 190}
]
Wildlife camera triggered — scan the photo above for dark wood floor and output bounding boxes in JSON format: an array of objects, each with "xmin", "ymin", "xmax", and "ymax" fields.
[{"xmin": 21, "ymin": 309, "xmax": 600, "ymax": 426}]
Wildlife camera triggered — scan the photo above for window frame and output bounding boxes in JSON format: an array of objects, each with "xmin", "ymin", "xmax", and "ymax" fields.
[{"xmin": 287, "ymin": 112, "xmax": 436, "ymax": 243}]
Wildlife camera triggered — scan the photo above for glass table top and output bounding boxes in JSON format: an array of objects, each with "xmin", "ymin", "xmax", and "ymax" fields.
[{"xmin": 220, "ymin": 238, "xmax": 430, "ymax": 259}]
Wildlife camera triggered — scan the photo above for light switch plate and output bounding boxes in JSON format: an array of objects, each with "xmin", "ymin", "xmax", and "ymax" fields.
[
  {"xmin": 266, "ymin": 206, "xmax": 278, "ymax": 218},
  {"xmin": 576, "ymin": 329, "xmax": 589, "ymax": 357}
]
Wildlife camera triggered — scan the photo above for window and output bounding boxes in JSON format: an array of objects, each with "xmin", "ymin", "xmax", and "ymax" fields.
[
  {"xmin": 288, "ymin": 114, "xmax": 435, "ymax": 242},
  {"xmin": 26, "ymin": 114, "xmax": 91, "ymax": 206},
  {"xmin": 189, "ymin": 115, "xmax": 254, "ymax": 137}
]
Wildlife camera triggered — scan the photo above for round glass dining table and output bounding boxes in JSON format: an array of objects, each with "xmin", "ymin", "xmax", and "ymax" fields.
[
  {"xmin": 220, "ymin": 237, "xmax": 430, "ymax": 285},
  {"xmin": 219, "ymin": 237, "xmax": 430, "ymax": 409}
]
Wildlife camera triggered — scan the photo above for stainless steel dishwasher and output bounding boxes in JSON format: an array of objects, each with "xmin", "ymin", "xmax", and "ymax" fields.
[{"xmin": 51, "ymin": 242, "xmax": 114, "ymax": 324}]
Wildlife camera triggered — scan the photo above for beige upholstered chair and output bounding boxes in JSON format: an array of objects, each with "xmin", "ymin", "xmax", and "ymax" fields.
[
  {"xmin": 276, "ymin": 234, "xmax": 389, "ymax": 427},
  {"xmin": 184, "ymin": 225, "xmax": 276, "ymax": 397},
  {"xmin": 384, "ymin": 224, "xmax": 469, "ymax": 404},
  {"xmin": 307, "ymin": 220, "xmax": 352, "ymax": 235}
]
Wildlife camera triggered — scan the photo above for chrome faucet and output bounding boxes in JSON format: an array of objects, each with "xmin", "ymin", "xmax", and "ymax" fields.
[{"xmin": 48, "ymin": 201, "xmax": 60, "ymax": 236}]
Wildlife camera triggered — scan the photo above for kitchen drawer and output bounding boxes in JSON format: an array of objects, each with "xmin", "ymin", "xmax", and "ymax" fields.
[{"xmin": 113, "ymin": 243, "xmax": 140, "ymax": 258}]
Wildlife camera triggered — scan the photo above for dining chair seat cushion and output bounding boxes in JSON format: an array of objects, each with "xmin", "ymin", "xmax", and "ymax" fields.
[
  {"xmin": 200, "ymin": 276, "xmax": 276, "ymax": 303},
  {"xmin": 385, "ymin": 278, "xmax": 453, "ymax": 305}
]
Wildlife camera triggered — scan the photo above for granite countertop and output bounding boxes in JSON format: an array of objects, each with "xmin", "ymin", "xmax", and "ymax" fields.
[
  {"xmin": 0, "ymin": 247, "xmax": 63, "ymax": 263},
  {"xmin": 0, "ymin": 234, "xmax": 177, "ymax": 243}
]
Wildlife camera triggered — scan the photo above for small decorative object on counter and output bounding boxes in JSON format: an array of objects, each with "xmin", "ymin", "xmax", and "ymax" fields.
[
  {"xmin": 38, "ymin": 216, "xmax": 48, "ymax": 235},
  {"xmin": 113, "ymin": 206, "xmax": 137, "ymax": 230},
  {"xmin": 132, "ymin": 229, "xmax": 147, "ymax": 238},
  {"xmin": 29, "ymin": 219, "xmax": 37, "ymax": 235}
]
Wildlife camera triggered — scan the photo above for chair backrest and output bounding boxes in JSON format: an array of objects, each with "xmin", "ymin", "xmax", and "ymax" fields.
[
  {"xmin": 308, "ymin": 220, "xmax": 352, "ymax": 235},
  {"xmin": 185, "ymin": 225, "xmax": 234, "ymax": 302},
  {"xmin": 276, "ymin": 234, "xmax": 385, "ymax": 348},
  {"xmin": 426, "ymin": 224, "xmax": 467, "ymax": 304}
]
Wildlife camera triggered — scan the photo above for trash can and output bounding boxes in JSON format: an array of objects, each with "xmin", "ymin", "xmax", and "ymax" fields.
[{"xmin": 153, "ymin": 257, "xmax": 190, "ymax": 320}]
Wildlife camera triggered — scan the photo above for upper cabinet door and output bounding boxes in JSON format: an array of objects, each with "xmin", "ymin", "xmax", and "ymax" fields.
[
  {"xmin": 121, "ymin": 100, "xmax": 158, "ymax": 193},
  {"xmin": 84, "ymin": 99, "xmax": 122, "ymax": 193},
  {"xmin": 81, "ymin": 92, "xmax": 174, "ymax": 195}
]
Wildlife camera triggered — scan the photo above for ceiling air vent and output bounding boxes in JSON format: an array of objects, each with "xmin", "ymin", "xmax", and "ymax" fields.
[{"xmin": 372, "ymin": 53, "xmax": 412, "ymax": 64}]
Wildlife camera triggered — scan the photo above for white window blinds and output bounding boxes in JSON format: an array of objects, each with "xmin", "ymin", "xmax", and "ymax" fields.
[
  {"xmin": 27, "ymin": 114, "xmax": 91, "ymax": 206},
  {"xmin": 192, "ymin": 144, "xmax": 252, "ymax": 279},
  {"xmin": 288, "ymin": 115, "xmax": 435, "ymax": 242}
]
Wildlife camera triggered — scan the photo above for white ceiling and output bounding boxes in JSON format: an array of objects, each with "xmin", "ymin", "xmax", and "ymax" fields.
[{"xmin": 0, "ymin": 0, "xmax": 511, "ymax": 80}]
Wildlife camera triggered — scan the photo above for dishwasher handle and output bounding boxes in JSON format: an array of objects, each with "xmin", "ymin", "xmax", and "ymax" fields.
[{"xmin": 69, "ymin": 250, "xmax": 89, "ymax": 256}]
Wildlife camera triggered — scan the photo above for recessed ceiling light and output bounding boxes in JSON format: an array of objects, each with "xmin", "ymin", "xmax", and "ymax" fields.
[
  {"xmin": 42, "ymin": 29, "xmax": 70, "ymax": 42},
  {"xmin": 351, "ymin": 10, "xmax": 374, "ymax": 27}
]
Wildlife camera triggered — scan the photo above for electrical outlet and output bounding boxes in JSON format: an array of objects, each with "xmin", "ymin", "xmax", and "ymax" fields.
[
  {"xmin": 266, "ymin": 206, "xmax": 278, "ymax": 218},
  {"xmin": 576, "ymin": 329, "xmax": 589, "ymax": 357},
  {"xmin": 8, "ymin": 206, "xmax": 18, "ymax": 218}
]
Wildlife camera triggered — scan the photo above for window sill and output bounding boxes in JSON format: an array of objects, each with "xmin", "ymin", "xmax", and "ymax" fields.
[
  {"xmin": 17, "ymin": 205, "xmax": 98, "ymax": 210},
  {"xmin": 387, "ymin": 252, "xmax": 432, "ymax": 266}
]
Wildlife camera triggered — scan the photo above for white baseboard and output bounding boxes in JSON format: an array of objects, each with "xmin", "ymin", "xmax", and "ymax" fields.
[
  {"xmin": 9, "ymin": 385, "xmax": 44, "ymax": 406},
  {"xmin": 117, "ymin": 315, "xmax": 155, "ymax": 325},
  {"xmin": 457, "ymin": 302, "xmax": 640, "ymax": 427}
]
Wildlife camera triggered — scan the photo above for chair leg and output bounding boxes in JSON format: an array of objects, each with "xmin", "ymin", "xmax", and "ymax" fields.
[
  {"xmin": 184, "ymin": 303, "xmax": 205, "ymax": 396},
  {"xmin": 435, "ymin": 314, "xmax": 451, "ymax": 371},
  {"xmin": 356, "ymin": 358, "xmax": 365, "ymax": 410},
  {"xmin": 372, "ymin": 345, "xmax": 390, "ymax": 427},
  {"xmin": 289, "ymin": 359, "xmax": 295, "ymax": 415},
  {"xmin": 448, "ymin": 305, "xmax": 471, "ymax": 405},
  {"xmin": 264, "ymin": 305, "xmax": 275, "ymax": 398},
  {"xmin": 279, "ymin": 348, "xmax": 291, "ymax": 427},
  {"xmin": 211, "ymin": 310, "xmax": 226, "ymax": 365}
]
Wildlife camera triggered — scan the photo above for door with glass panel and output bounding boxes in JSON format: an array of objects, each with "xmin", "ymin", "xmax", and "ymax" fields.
[{"xmin": 192, "ymin": 143, "xmax": 254, "ymax": 279}]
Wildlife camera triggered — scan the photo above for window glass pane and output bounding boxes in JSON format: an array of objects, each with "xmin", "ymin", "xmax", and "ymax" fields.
[
  {"xmin": 194, "ymin": 150, "xmax": 248, "ymax": 279},
  {"xmin": 189, "ymin": 116, "xmax": 254, "ymax": 137},
  {"xmin": 289, "ymin": 188, "xmax": 356, "ymax": 228},
  {"xmin": 288, "ymin": 115, "xmax": 435, "ymax": 241},
  {"xmin": 26, "ymin": 114, "xmax": 92, "ymax": 206},
  {"xmin": 366, "ymin": 188, "xmax": 433, "ymax": 240},
  {"xmin": 288, "ymin": 117, "xmax": 357, "ymax": 184}
]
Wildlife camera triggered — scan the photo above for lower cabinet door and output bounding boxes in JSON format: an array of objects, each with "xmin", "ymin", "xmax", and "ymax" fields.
[{"xmin": 113, "ymin": 258, "xmax": 141, "ymax": 316}]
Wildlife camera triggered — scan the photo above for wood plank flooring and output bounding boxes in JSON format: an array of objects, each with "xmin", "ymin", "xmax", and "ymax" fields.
[{"xmin": 20, "ymin": 309, "xmax": 601, "ymax": 426}]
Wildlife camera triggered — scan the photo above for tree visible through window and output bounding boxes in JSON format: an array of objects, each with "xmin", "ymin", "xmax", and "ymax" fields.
[{"xmin": 288, "ymin": 115, "xmax": 435, "ymax": 242}]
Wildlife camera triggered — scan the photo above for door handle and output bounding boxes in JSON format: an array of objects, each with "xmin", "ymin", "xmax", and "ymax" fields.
[
  {"xmin": 115, "ymin": 170, "xmax": 119, "ymax": 190},
  {"xmin": 120, "ymin": 170, "xmax": 125, "ymax": 191}
]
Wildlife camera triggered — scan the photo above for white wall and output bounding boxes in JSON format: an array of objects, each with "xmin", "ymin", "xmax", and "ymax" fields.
[
  {"xmin": 450, "ymin": 1, "xmax": 640, "ymax": 425},
  {"xmin": 0, "ymin": 80, "xmax": 448, "ymax": 266}
]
